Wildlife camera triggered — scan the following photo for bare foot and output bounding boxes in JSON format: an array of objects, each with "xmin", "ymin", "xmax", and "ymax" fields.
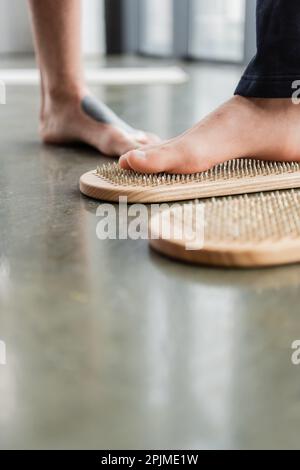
[
  {"xmin": 119, "ymin": 96, "xmax": 300, "ymax": 173},
  {"xmin": 40, "ymin": 89, "xmax": 160, "ymax": 157}
]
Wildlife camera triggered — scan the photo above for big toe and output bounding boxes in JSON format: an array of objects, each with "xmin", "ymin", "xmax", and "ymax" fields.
[{"xmin": 119, "ymin": 142, "xmax": 184, "ymax": 173}]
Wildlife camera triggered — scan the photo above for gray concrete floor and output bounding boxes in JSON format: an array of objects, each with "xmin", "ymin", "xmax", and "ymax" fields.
[{"xmin": 1, "ymin": 57, "xmax": 300, "ymax": 450}]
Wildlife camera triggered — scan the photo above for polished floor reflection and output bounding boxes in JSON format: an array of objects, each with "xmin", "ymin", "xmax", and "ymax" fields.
[{"xmin": 1, "ymin": 58, "xmax": 300, "ymax": 449}]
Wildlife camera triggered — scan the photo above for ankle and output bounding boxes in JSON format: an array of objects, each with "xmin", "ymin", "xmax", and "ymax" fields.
[
  {"xmin": 49, "ymin": 86, "xmax": 83, "ymax": 104},
  {"xmin": 41, "ymin": 83, "xmax": 86, "ymax": 123},
  {"xmin": 45, "ymin": 79, "xmax": 85, "ymax": 107}
]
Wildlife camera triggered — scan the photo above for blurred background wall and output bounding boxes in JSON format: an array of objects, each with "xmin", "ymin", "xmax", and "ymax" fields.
[
  {"xmin": 0, "ymin": 0, "xmax": 255, "ymax": 63},
  {"xmin": 0, "ymin": 0, "xmax": 33, "ymax": 54},
  {"xmin": 0, "ymin": 0, "xmax": 105, "ymax": 56},
  {"xmin": 105, "ymin": 0, "xmax": 256, "ymax": 64}
]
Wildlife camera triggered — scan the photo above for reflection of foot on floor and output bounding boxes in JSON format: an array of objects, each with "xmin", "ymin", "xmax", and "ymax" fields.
[
  {"xmin": 40, "ymin": 89, "xmax": 160, "ymax": 157},
  {"xmin": 119, "ymin": 96, "xmax": 300, "ymax": 173}
]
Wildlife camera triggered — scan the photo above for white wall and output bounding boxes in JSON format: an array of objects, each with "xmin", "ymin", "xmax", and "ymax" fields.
[
  {"xmin": 0, "ymin": 0, "xmax": 33, "ymax": 54},
  {"xmin": 82, "ymin": 0, "xmax": 105, "ymax": 56},
  {"xmin": 0, "ymin": 0, "xmax": 105, "ymax": 56}
]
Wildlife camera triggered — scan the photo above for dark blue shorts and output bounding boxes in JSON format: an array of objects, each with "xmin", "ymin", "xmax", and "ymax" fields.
[{"xmin": 235, "ymin": 0, "xmax": 300, "ymax": 98}]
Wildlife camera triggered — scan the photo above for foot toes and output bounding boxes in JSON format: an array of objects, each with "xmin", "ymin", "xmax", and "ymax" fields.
[
  {"xmin": 119, "ymin": 143, "xmax": 182, "ymax": 173},
  {"xmin": 119, "ymin": 155, "xmax": 132, "ymax": 170},
  {"xmin": 145, "ymin": 132, "xmax": 162, "ymax": 145},
  {"xmin": 135, "ymin": 131, "xmax": 161, "ymax": 146},
  {"xmin": 99, "ymin": 127, "xmax": 140, "ymax": 156},
  {"xmin": 106, "ymin": 128, "xmax": 161, "ymax": 157}
]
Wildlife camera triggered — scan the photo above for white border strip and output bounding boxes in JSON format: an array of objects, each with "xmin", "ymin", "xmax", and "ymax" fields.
[
  {"xmin": 0, "ymin": 67, "xmax": 188, "ymax": 86},
  {"xmin": 0, "ymin": 340, "xmax": 6, "ymax": 365},
  {"xmin": 0, "ymin": 80, "xmax": 5, "ymax": 104}
]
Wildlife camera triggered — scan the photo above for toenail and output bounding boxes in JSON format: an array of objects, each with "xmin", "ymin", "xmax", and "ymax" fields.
[
  {"xmin": 119, "ymin": 155, "xmax": 128, "ymax": 164},
  {"xmin": 132, "ymin": 150, "xmax": 147, "ymax": 159}
]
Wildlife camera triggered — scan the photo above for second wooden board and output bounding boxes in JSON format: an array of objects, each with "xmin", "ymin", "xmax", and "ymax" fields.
[{"xmin": 149, "ymin": 190, "xmax": 300, "ymax": 268}]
